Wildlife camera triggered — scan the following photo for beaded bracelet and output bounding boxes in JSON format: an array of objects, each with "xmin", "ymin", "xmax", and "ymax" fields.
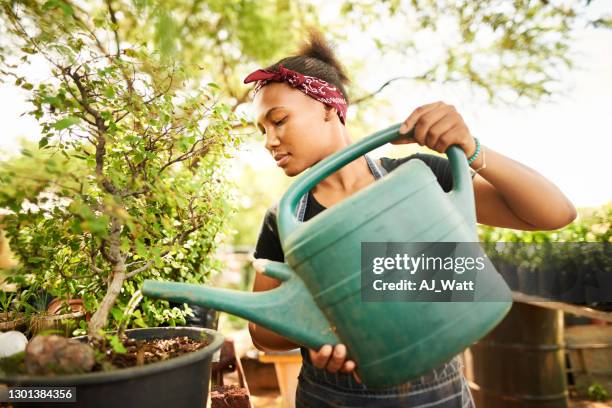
[{"xmin": 467, "ymin": 137, "xmax": 481, "ymax": 165}]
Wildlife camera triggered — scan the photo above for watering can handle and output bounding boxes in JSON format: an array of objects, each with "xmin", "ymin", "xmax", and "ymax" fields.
[{"xmin": 278, "ymin": 123, "xmax": 475, "ymax": 242}]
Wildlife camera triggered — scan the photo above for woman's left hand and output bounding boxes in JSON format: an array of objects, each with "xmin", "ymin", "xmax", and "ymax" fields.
[{"xmin": 395, "ymin": 101, "xmax": 476, "ymax": 157}]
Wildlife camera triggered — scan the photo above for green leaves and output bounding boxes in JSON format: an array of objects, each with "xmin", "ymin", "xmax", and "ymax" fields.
[
  {"xmin": 42, "ymin": 0, "xmax": 74, "ymax": 17},
  {"xmin": 478, "ymin": 204, "xmax": 611, "ymax": 310},
  {"xmin": 479, "ymin": 204, "xmax": 612, "ymax": 244},
  {"xmin": 52, "ymin": 116, "xmax": 80, "ymax": 130},
  {"xmin": 108, "ymin": 334, "xmax": 127, "ymax": 354},
  {"xmin": 587, "ymin": 382, "xmax": 609, "ymax": 402},
  {"xmin": 104, "ymin": 86, "xmax": 115, "ymax": 98},
  {"xmin": 153, "ymin": 7, "xmax": 179, "ymax": 59},
  {"xmin": 67, "ymin": 200, "xmax": 109, "ymax": 238}
]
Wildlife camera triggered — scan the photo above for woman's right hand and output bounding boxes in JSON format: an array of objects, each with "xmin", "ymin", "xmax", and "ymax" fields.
[{"xmin": 309, "ymin": 344, "xmax": 361, "ymax": 383}]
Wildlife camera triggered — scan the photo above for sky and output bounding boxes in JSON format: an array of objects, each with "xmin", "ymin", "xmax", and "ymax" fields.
[{"xmin": 1, "ymin": 3, "xmax": 611, "ymax": 208}]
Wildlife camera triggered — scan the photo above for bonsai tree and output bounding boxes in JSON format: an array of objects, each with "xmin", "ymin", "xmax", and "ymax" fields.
[{"xmin": 0, "ymin": 1, "xmax": 239, "ymax": 341}]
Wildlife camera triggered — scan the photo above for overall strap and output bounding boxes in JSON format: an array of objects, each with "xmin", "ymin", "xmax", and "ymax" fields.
[
  {"xmin": 365, "ymin": 154, "xmax": 387, "ymax": 179},
  {"xmin": 295, "ymin": 155, "xmax": 386, "ymax": 222},
  {"xmin": 296, "ymin": 192, "xmax": 309, "ymax": 223}
]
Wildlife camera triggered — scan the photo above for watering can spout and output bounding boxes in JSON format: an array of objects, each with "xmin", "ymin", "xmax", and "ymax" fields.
[{"xmin": 142, "ymin": 261, "xmax": 339, "ymax": 349}]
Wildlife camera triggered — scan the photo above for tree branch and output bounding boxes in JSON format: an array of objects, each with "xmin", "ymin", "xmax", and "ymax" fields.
[
  {"xmin": 120, "ymin": 187, "xmax": 150, "ymax": 198},
  {"xmin": 68, "ymin": 0, "xmax": 133, "ymax": 92},
  {"xmin": 143, "ymin": 70, "xmax": 175, "ymax": 105},
  {"xmin": 62, "ymin": 68, "xmax": 119, "ymax": 195},
  {"xmin": 158, "ymin": 136, "xmax": 215, "ymax": 175},
  {"xmin": 99, "ymin": 239, "xmax": 115, "ymax": 264},
  {"xmin": 89, "ymin": 244, "xmax": 103, "ymax": 275},
  {"xmin": 125, "ymin": 221, "xmax": 204, "ymax": 279},
  {"xmin": 351, "ymin": 76, "xmax": 419, "ymax": 105},
  {"xmin": 125, "ymin": 259, "xmax": 155, "ymax": 279},
  {"xmin": 105, "ymin": 0, "xmax": 121, "ymax": 59}
]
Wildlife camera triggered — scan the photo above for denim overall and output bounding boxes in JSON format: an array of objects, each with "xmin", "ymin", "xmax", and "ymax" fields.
[{"xmin": 294, "ymin": 155, "xmax": 476, "ymax": 408}]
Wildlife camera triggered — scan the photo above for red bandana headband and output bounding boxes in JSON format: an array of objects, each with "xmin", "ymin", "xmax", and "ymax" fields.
[{"xmin": 243, "ymin": 64, "xmax": 348, "ymax": 124}]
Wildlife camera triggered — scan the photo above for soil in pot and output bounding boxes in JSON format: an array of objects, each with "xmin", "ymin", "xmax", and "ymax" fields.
[
  {"xmin": 98, "ymin": 336, "xmax": 208, "ymax": 371},
  {"xmin": 1, "ymin": 334, "xmax": 211, "ymax": 376}
]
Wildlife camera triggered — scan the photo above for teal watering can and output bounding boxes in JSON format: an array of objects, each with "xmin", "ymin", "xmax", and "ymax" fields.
[{"xmin": 142, "ymin": 123, "xmax": 512, "ymax": 388}]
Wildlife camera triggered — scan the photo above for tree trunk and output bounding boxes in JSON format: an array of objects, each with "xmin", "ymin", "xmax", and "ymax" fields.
[
  {"xmin": 88, "ymin": 215, "xmax": 125, "ymax": 339},
  {"xmin": 88, "ymin": 265, "xmax": 126, "ymax": 339}
]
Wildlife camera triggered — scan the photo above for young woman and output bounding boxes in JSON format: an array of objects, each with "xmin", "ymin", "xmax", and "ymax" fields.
[{"xmin": 245, "ymin": 32, "xmax": 576, "ymax": 408}]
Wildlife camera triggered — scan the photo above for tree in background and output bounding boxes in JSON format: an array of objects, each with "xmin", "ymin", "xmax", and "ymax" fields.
[
  {"xmin": 110, "ymin": 0, "xmax": 611, "ymax": 111},
  {"xmin": 0, "ymin": 0, "xmax": 238, "ymax": 338},
  {"xmin": 4, "ymin": 1, "xmax": 602, "ymax": 116},
  {"xmin": 307, "ymin": 0, "xmax": 611, "ymax": 105}
]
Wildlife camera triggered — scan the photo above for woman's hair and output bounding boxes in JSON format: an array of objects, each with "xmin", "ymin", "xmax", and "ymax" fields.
[{"xmin": 266, "ymin": 30, "xmax": 350, "ymax": 102}]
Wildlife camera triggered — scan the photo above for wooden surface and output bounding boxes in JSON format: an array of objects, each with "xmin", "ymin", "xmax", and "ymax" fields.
[{"xmin": 513, "ymin": 292, "xmax": 612, "ymax": 322}]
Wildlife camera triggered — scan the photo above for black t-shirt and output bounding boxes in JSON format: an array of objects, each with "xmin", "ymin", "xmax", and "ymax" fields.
[{"xmin": 253, "ymin": 153, "xmax": 456, "ymax": 262}]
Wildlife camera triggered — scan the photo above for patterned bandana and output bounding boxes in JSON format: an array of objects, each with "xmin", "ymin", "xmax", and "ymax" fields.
[{"xmin": 243, "ymin": 64, "xmax": 348, "ymax": 124}]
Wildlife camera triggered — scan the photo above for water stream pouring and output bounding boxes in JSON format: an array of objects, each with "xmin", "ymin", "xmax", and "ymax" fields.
[{"xmin": 142, "ymin": 123, "xmax": 512, "ymax": 388}]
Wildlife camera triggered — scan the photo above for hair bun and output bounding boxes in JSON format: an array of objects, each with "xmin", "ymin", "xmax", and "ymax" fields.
[{"xmin": 297, "ymin": 30, "xmax": 349, "ymax": 84}]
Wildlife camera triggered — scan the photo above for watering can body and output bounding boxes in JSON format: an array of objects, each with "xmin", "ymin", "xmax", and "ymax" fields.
[{"xmin": 143, "ymin": 123, "xmax": 512, "ymax": 388}]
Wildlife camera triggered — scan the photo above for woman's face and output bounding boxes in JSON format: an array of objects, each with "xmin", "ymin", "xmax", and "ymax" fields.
[{"xmin": 253, "ymin": 82, "xmax": 342, "ymax": 176}]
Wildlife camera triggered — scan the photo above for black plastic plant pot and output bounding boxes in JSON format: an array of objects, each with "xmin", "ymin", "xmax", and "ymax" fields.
[{"xmin": 0, "ymin": 327, "xmax": 224, "ymax": 408}]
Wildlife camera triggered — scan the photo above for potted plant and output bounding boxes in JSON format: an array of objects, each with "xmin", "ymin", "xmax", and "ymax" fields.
[
  {"xmin": 0, "ymin": 224, "xmax": 28, "ymax": 332},
  {"xmin": 0, "ymin": 1, "xmax": 237, "ymax": 406},
  {"xmin": 0, "ymin": 291, "xmax": 28, "ymax": 333},
  {"xmin": 480, "ymin": 203, "xmax": 611, "ymax": 308}
]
